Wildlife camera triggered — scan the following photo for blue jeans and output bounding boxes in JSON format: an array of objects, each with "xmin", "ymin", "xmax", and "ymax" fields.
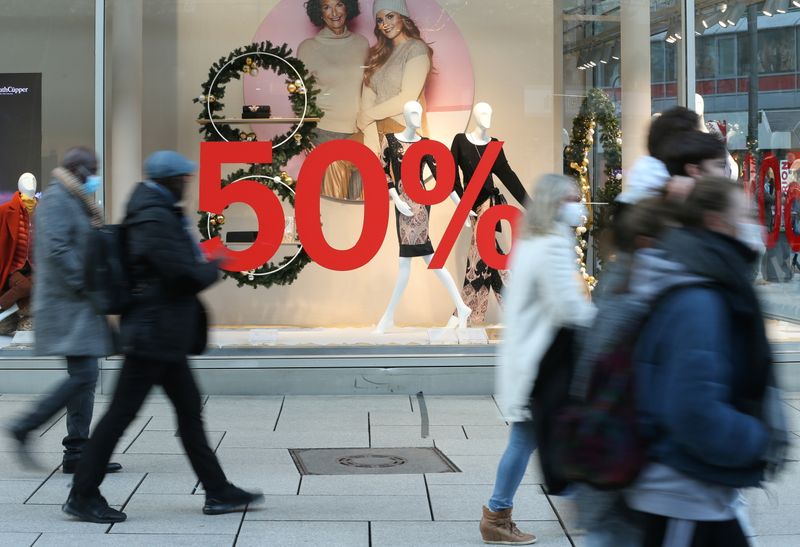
[{"xmin": 488, "ymin": 421, "xmax": 537, "ymax": 512}]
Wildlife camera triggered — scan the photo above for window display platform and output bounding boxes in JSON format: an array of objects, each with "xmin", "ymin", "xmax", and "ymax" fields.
[{"xmin": 0, "ymin": 325, "xmax": 799, "ymax": 396}]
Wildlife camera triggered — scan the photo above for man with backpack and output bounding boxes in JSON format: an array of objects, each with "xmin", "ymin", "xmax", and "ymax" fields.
[
  {"xmin": 6, "ymin": 147, "xmax": 122, "ymax": 476},
  {"xmin": 63, "ymin": 150, "xmax": 263, "ymax": 523}
]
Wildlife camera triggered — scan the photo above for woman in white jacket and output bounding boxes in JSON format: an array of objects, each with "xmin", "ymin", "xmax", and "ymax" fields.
[{"xmin": 480, "ymin": 174, "xmax": 597, "ymax": 545}]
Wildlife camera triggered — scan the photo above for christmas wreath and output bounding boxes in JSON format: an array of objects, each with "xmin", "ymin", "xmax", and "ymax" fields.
[{"xmin": 194, "ymin": 41, "xmax": 323, "ymax": 289}]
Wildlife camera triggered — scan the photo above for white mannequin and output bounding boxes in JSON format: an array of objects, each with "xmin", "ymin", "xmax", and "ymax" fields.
[
  {"xmin": 696, "ymin": 93, "xmax": 739, "ymax": 181},
  {"xmin": 465, "ymin": 102, "xmax": 493, "ymax": 146},
  {"xmin": 375, "ymin": 101, "xmax": 472, "ymax": 333},
  {"xmin": 17, "ymin": 173, "xmax": 36, "ymax": 198}
]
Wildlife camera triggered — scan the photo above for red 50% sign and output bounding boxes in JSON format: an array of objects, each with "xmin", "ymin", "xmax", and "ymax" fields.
[{"xmin": 199, "ymin": 140, "xmax": 522, "ymax": 271}]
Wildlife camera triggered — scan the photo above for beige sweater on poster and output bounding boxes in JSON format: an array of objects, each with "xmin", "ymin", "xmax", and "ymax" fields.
[{"xmin": 297, "ymin": 27, "xmax": 369, "ymax": 134}]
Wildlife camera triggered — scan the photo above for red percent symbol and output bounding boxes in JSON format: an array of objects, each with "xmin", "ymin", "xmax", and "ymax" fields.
[{"xmin": 400, "ymin": 139, "xmax": 522, "ymax": 270}]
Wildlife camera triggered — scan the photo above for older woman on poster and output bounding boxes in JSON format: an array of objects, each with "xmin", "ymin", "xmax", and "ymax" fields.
[
  {"xmin": 298, "ymin": 0, "xmax": 369, "ymax": 199},
  {"xmin": 358, "ymin": 0, "xmax": 434, "ymax": 154}
]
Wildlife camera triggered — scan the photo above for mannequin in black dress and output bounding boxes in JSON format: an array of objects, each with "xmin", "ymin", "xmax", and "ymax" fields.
[
  {"xmin": 446, "ymin": 102, "xmax": 530, "ymax": 327},
  {"xmin": 374, "ymin": 101, "xmax": 473, "ymax": 333}
]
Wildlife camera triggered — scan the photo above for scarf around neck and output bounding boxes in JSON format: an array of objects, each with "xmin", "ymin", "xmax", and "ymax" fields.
[{"xmin": 51, "ymin": 167, "xmax": 104, "ymax": 228}]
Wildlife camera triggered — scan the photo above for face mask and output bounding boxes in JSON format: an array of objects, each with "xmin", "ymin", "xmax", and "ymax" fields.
[
  {"xmin": 736, "ymin": 222, "xmax": 766, "ymax": 255},
  {"xmin": 83, "ymin": 175, "xmax": 101, "ymax": 195},
  {"xmin": 559, "ymin": 202, "xmax": 588, "ymax": 227}
]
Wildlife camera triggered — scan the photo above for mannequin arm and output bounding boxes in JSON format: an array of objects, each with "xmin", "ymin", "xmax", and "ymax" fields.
[
  {"xmin": 362, "ymin": 55, "xmax": 430, "ymax": 123},
  {"xmin": 389, "ymin": 188, "xmax": 413, "ymax": 217},
  {"xmin": 450, "ymin": 135, "xmax": 465, "ymax": 197},
  {"xmin": 449, "ymin": 191, "xmax": 477, "ymax": 228},
  {"xmin": 494, "ymin": 149, "xmax": 530, "ymax": 206}
]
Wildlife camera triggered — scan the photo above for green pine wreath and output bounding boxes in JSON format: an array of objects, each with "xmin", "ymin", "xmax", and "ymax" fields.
[{"xmin": 194, "ymin": 41, "xmax": 323, "ymax": 289}]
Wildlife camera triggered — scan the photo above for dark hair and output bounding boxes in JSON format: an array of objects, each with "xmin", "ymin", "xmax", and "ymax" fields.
[
  {"xmin": 679, "ymin": 176, "xmax": 740, "ymax": 229},
  {"xmin": 304, "ymin": 0, "xmax": 360, "ymax": 27},
  {"xmin": 61, "ymin": 146, "xmax": 97, "ymax": 181},
  {"xmin": 648, "ymin": 107, "xmax": 701, "ymax": 160},
  {"xmin": 151, "ymin": 175, "xmax": 186, "ymax": 187},
  {"xmin": 613, "ymin": 198, "xmax": 672, "ymax": 253},
  {"xmin": 661, "ymin": 130, "xmax": 727, "ymax": 177}
]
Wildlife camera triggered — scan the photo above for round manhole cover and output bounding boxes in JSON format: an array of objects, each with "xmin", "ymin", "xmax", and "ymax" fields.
[{"xmin": 337, "ymin": 454, "xmax": 408, "ymax": 469}]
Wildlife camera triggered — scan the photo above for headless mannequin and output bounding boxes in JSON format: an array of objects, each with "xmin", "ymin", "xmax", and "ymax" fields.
[
  {"xmin": 375, "ymin": 101, "xmax": 472, "ymax": 333},
  {"xmin": 696, "ymin": 93, "xmax": 739, "ymax": 181}
]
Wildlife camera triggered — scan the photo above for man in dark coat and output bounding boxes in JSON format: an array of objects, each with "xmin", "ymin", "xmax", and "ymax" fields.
[{"xmin": 63, "ymin": 151, "xmax": 263, "ymax": 523}]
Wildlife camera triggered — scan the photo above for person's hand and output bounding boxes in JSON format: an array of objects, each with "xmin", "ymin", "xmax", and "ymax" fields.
[
  {"xmin": 395, "ymin": 199, "xmax": 414, "ymax": 217},
  {"xmin": 464, "ymin": 210, "xmax": 478, "ymax": 229},
  {"xmin": 204, "ymin": 245, "xmax": 232, "ymax": 267}
]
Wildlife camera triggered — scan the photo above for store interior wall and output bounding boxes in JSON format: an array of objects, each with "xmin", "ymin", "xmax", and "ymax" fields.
[
  {"xmin": 0, "ymin": 0, "xmax": 95, "ymax": 189},
  {"xmin": 114, "ymin": 0, "xmax": 559, "ymax": 328}
]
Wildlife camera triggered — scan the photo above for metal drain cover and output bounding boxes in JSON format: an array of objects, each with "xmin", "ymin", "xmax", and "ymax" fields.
[{"xmin": 289, "ymin": 447, "xmax": 461, "ymax": 476}]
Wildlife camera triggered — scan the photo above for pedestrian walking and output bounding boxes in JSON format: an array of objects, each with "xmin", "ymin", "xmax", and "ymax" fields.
[
  {"xmin": 480, "ymin": 174, "xmax": 596, "ymax": 545},
  {"xmin": 7, "ymin": 147, "xmax": 122, "ymax": 475},
  {"xmin": 627, "ymin": 177, "xmax": 787, "ymax": 546},
  {"xmin": 63, "ymin": 151, "xmax": 264, "ymax": 523}
]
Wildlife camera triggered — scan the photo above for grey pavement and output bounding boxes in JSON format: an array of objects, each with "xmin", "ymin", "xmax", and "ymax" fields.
[{"xmin": 0, "ymin": 393, "xmax": 798, "ymax": 546}]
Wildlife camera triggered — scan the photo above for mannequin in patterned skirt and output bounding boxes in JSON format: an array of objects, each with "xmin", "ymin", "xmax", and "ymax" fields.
[{"xmin": 374, "ymin": 101, "xmax": 473, "ymax": 333}]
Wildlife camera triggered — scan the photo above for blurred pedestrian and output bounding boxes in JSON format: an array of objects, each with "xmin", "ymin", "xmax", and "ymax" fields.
[
  {"xmin": 480, "ymin": 174, "xmax": 596, "ymax": 545},
  {"xmin": 6, "ymin": 147, "xmax": 122, "ymax": 475},
  {"xmin": 63, "ymin": 151, "xmax": 264, "ymax": 523},
  {"xmin": 627, "ymin": 177, "xmax": 786, "ymax": 546}
]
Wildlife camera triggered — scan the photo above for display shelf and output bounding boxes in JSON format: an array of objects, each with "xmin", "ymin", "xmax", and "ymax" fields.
[{"xmin": 195, "ymin": 118, "xmax": 320, "ymax": 125}]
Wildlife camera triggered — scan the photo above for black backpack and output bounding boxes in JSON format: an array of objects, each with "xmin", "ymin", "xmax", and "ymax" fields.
[{"xmin": 84, "ymin": 224, "xmax": 132, "ymax": 315}]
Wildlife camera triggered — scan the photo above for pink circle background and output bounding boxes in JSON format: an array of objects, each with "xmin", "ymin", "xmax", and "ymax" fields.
[{"xmin": 245, "ymin": 0, "xmax": 474, "ymax": 176}]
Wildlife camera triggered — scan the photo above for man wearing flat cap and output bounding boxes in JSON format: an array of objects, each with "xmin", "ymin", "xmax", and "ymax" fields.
[{"xmin": 64, "ymin": 151, "xmax": 263, "ymax": 523}]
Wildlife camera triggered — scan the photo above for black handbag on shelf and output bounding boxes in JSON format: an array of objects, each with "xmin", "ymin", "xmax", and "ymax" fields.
[{"xmin": 242, "ymin": 105, "xmax": 271, "ymax": 119}]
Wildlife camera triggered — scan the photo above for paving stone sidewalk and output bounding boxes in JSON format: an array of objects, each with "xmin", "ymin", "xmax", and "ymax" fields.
[{"xmin": 0, "ymin": 392, "xmax": 799, "ymax": 546}]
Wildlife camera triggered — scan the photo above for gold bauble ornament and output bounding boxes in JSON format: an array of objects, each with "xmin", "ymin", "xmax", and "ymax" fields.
[
  {"xmin": 246, "ymin": 57, "xmax": 253, "ymax": 66},
  {"xmin": 250, "ymin": 68, "xmax": 259, "ymax": 77},
  {"xmin": 208, "ymin": 94, "xmax": 216, "ymax": 103},
  {"xmin": 294, "ymin": 133, "xmax": 303, "ymax": 143},
  {"xmin": 570, "ymin": 162, "xmax": 579, "ymax": 170},
  {"xmin": 287, "ymin": 83, "xmax": 297, "ymax": 93},
  {"xmin": 215, "ymin": 215, "xmax": 225, "ymax": 225},
  {"xmin": 242, "ymin": 65, "xmax": 251, "ymax": 74},
  {"xmin": 210, "ymin": 218, "xmax": 217, "ymax": 226},
  {"xmin": 582, "ymin": 158, "xmax": 589, "ymax": 166},
  {"xmin": 295, "ymin": 79, "xmax": 303, "ymax": 87}
]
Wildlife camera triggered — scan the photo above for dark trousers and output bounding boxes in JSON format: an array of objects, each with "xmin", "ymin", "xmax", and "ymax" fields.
[
  {"xmin": 70, "ymin": 355, "xmax": 228, "ymax": 498},
  {"xmin": 13, "ymin": 355, "xmax": 98, "ymax": 463},
  {"xmin": 642, "ymin": 513, "xmax": 749, "ymax": 547}
]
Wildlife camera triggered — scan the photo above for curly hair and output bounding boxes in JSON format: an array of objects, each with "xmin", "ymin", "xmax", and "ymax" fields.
[
  {"xmin": 304, "ymin": 0, "xmax": 360, "ymax": 28},
  {"xmin": 364, "ymin": 14, "xmax": 433, "ymax": 87}
]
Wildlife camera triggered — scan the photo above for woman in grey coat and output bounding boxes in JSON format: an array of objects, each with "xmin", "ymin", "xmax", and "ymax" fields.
[{"xmin": 7, "ymin": 147, "xmax": 120, "ymax": 474}]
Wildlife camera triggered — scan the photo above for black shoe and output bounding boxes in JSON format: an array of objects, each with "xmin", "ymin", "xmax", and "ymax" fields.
[
  {"xmin": 6, "ymin": 426, "xmax": 40, "ymax": 470},
  {"xmin": 62, "ymin": 461, "xmax": 123, "ymax": 474},
  {"xmin": 62, "ymin": 494, "xmax": 127, "ymax": 523},
  {"xmin": 203, "ymin": 484, "xmax": 265, "ymax": 515}
]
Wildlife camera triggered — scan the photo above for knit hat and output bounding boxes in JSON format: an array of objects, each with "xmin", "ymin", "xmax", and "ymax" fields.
[
  {"xmin": 616, "ymin": 155, "xmax": 671, "ymax": 204},
  {"xmin": 373, "ymin": 0, "xmax": 409, "ymax": 18}
]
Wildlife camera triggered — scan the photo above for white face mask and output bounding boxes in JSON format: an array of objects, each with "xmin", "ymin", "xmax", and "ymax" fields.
[
  {"xmin": 559, "ymin": 202, "xmax": 588, "ymax": 227},
  {"xmin": 736, "ymin": 221, "xmax": 767, "ymax": 255}
]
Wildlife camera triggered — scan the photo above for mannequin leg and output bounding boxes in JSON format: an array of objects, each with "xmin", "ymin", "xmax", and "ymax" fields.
[
  {"xmin": 374, "ymin": 258, "xmax": 413, "ymax": 334},
  {"xmin": 422, "ymin": 254, "xmax": 472, "ymax": 329}
]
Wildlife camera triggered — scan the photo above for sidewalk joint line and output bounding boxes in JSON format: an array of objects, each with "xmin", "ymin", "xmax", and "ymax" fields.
[
  {"xmin": 29, "ymin": 532, "xmax": 42, "ymax": 546},
  {"xmin": 296, "ymin": 475, "xmax": 303, "ymax": 495},
  {"xmin": 540, "ymin": 484, "xmax": 576, "ymax": 547},
  {"xmin": 122, "ymin": 415, "xmax": 153, "ymax": 454},
  {"xmin": 39, "ymin": 410, "xmax": 67, "ymax": 437},
  {"xmin": 491, "ymin": 395, "xmax": 509, "ymax": 425},
  {"xmin": 109, "ymin": 472, "xmax": 148, "ymax": 534},
  {"xmin": 23, "ymin": 466, "xmax": 59, "ymax": 505},
  {"xmin": 232, "ymin": 500, "xmax": 247, "ymax": 547},
  {"xmin": 213, "ymin": 430, "xmax": 227, "ymax": 454},
  {"xmin": 423, "ymin": 475, "xmax": 435, "ymax": 521},
  {"xmin": 462, "ymin": 425, "xmax": 469, "ymax": 439},
  {"xmin": 368, "ymin": 412, "xmax": 372, "ymax": 448},
  {"xmin": 272, "ymin": 396, "xmax": 286, "ymax": 432},
  {"xmin": 409, "ymin": 395, "xmax": 414, "ymax": 412},
  {"xmin": 368, "ymin": 521, "xmax": 373, "ymax": 547}
]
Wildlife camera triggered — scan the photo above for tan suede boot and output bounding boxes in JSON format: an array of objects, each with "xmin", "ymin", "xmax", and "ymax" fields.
[{"xmin": 480, "ymin": 505, "xmax": 537, "ymax": 545}]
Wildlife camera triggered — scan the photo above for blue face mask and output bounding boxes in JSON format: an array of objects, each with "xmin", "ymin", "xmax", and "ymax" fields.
[{"xmin": 83, "ymin": 175, "xmax": 101, "ymax": 195}]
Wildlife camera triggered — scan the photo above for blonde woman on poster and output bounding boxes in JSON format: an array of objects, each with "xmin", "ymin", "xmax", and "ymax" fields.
[
  {"xmin": 298, "ymin": 0, "xmax": 369, "ymax": 200},
  {"xmin": 358, "ymin": 0, "xmax": 433, "ymax": 154}
]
